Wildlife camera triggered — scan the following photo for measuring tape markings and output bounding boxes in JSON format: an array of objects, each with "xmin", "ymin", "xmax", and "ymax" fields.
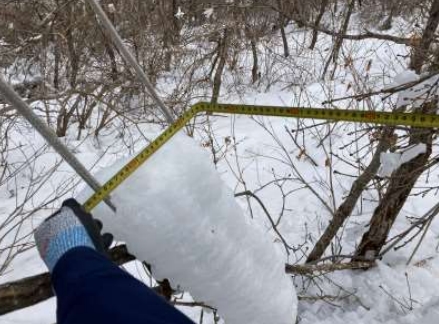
[
  {"xmin": 84, "ymin": 102, "xmax": 439, "ymax": 211},
  {"xmin": 84, "ymin": 105, "xmax": 198, "ymax": 211},
  {"xmin": 213, "ymin": 104, "xmax": 439, "ymax": 127},
  {"xmin": 206, "ymin": 103, "xmax": 439, "ymax": 128}
]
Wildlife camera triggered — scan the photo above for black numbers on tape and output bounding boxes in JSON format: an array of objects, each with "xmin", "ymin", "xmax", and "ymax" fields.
[{"xmin": 85, "ymin": 104, "xmax": 439, "ymax": 212}]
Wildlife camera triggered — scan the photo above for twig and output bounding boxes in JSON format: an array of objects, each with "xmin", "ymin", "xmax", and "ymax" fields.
[
  {"xmin": 380, "ymin": 201, "xmax": 439, "ymax": 257},
  {"xmin": 173, "ymin": 301, "xmax": 216, "ymax": 311},
  {"xmin": 322, "ymin": 72, "xmax": 439, "ymax": 105},
  {"xmin": 286, "ymin": 261, "xmax": 375, "ymax": 276},
  {"xmin": 284, "ymin": 126, "xmax": 319, "ymax": 167},
  {"xmin": 407, "ymin": 213, "xmax": 436, "ymax": 265},
  {"xmin": 235, "ymin": 190, "xmax": 294, "ymax": 254},
  {"xmin": 0, "ymin": 245, "xmax": 135, "ymax": 315}
]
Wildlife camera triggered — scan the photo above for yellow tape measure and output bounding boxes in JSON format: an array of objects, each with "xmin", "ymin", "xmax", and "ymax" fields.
[{"xmin": 83, "ymin": 102, "xmax": 439, "ymax": 211}]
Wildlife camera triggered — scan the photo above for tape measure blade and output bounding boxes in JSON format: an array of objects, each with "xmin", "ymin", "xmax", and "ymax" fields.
[{"xmin": 84, "ymin": 102, "xmax": 439, "ymax": 212}]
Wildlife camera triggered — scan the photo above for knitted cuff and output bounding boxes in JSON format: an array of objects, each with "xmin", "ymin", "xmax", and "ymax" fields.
[{"xmin": 35, "ymin": 207, "xmax": 95, "ymax": 272}]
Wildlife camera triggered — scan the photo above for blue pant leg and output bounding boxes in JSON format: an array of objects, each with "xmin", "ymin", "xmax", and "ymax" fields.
[{"xmin": 51, "ymin": 247, "xmax": 194, "ymax": 324}]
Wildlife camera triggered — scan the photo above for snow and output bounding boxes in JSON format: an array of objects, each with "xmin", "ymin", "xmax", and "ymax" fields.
[
  {"xmin": 394, "ymin": 72, "xmax": 439, "ymax": 109},
  {"xmin": 401, "ymin": 144, "xmax": 427, "ymax": 164},
  {"xmin": 28, "ymin": 35, "xmax": 43, "ymax": 42},
  {"xmin": 108, "ymin": 4, "xmax": 116, "ymax": 14},
  {"xmin": 387, "ymin": 297, "xmax": 439, "ymax": 324},
  {"xmin": 378, "ymin": 144, "xmax": 427, "ymax": 177},
  {"xmin": 391, "ymin": 71, "xmax": 419, "ymax": 87},
  {"xmin": 204, "ymin": 8, "xmax": 214, "ymax": 19},
  {"xmin": 379, "ymin": 152, "xmax": 401, "ymax": 177},
  {"xmin": 296, "ymin": 258, "xmax": 439, "ymax": 324},
  {"xmin": 175, "ymin": 7, "xmax": 185, "ymax": 19},
  {"xmin": 4, "ymin": 9, "xmax": 439, "ymax": 324},
  {"xmin": 77, "ymin": 132, "xmax": 297, "ymax": 324}
]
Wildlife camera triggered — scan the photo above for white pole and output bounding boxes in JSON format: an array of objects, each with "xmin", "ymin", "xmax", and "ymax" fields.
[{"xmin": 0, "ymin": 75, "xmax": 116, "ymax": 212}]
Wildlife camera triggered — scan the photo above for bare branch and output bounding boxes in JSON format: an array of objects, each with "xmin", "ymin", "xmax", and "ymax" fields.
[
  {"xmin": 0, "ymin": 245, "xmax": 135, "ymax": 315},
  {"xmin": 285, "ymin": 261, "xmax": 375, "ymax": 276}
]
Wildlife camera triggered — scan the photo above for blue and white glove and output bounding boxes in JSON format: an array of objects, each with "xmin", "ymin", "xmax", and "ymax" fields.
[{"xmin": 34, "ymin": 199, "xmax": 113, "ymax": 272}]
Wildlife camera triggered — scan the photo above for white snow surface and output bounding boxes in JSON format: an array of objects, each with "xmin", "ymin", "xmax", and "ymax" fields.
[
  {"xmin": 378, "ymin": 144, "xmax": 427, "ymax": 177},
  {"xmin": 175, "ymin": 7, "xmax": 185, "ymax": 18},
  {"xmin": 390, "ymin": 71, "xmax": 419, "ymax": 88},
  {"xmin": 393, "ymin": 72, "xmax": 439, "ymax": 109},
  {"xmin": 77, "ymin": 132, "xmax": 297, "ymax": 324},
  {"xmin": 107, "ymin": 3, "xmax": 116, "ymax": 13},
  {"xmin": 5, "ymin": 14, "xmax": 439, "ymax": 324},
  {"xmin": 204, "ymin": 8, "xmax": 214, "ymax": 19}
]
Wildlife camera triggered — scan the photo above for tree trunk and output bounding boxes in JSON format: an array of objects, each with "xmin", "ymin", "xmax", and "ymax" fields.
[
  {"xmin": 211, "ymin": 29, "xmax": 228, "ymax": 104},
  {"xmin": 0, "ymin": 245, "xmax": 135, "ymax": 316},
  {"xmin": 172, "ymin": 0, "xmax": 181, "ymax": 42},
  {"xmin": 66, "ymin": 27, "xmax": 79, "ymax": 88},
  {"xmin": 307, "ymin": 128, "xmax": 395, "ymax": 262},
  {"xmin": 355, "ymin": 0, "xmax": 439, "ymax": 258},
  {"xmin": 56, "ymin": 95, "xmax": 81, "ymax": 137},
  {"xmin": 380, "ymin": 2, "xmax": 396, "ymax": 31},
  {"xmin": 250, "ymin": 38, "xmax": 259, "ymax": 84},
  {"xmin": 64, "ymin": 2, "xmax": 80, "ymax": 89},
  {"xmin": 309, "ymin": 0, "xmax": 439, "ymax": 263},
  {"xmin": 53, "ymin": 35, "xmax": 60, "ymax": 90},
  {"xmin": 276, "ymin": 0, "xmax": 290, "ymax": 57},
  {"xmin": 309, "ymin": 0, "xmax": 329, "ymax": 50},
  {"xmin": 159, "ymin": 0, "xmax": 181, "ymax": 72},
  {"xmin": 280, "ymin": 23, "xmax": 290, "ymax": 57},
  {"xmin": 355, "ymin": 107, "xmax": 434, "ymax": 258},
  {"xmin": 106, "ymin": 43, "xmax": 118, "ymax": 82},
  {"xmin": 322, "ymin": 0, "xmax": 355, "ymax": 78},
  {"xmin": 410, "ymin": 0, "xmax": 439, "ymax": 73},
  {"xmin": 245, "ymin": 26, "xmax": 259, "ymax": 84}
]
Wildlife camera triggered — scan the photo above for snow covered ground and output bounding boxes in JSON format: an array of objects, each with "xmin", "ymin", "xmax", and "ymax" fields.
[{"xmin": 2, "ymin": 13, "xmax": 439, "ymax": 324}]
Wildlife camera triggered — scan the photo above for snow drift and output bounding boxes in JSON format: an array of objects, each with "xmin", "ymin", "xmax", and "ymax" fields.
[{"xmin": 77, "ymin": 132, "xmax": 297, "ymax": 324}]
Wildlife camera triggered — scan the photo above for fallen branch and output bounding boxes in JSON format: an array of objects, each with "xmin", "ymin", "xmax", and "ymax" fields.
[
  {"xmin": 235, "ymin": 190, "xmax": 295, "ymax": 254},
  {"xmin": 0, "ymin": 245, "xmax": 135, "ymax": 315},
  {"xmin": 0, "ymin": 246, "xmax": 376, "ymax": 316},
  {"xmin": 322, "ymin": 71, "xmax": 439, "ymax": 105},
  {"xmin": 266, "ymin": 4, "xmax": 412, "ymax": 46},
  {"xmin": 0, "ymin": 89, "xmax": 76, "ymax": 115},
  {"xmin": 285, "ymin": 261, "xmax": 375, "ymax": 276}
]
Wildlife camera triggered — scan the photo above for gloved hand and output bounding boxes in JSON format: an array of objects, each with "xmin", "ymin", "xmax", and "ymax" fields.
[{"xmin": 35, "ymin": 198, "xmax": 113, "ymax": 272}]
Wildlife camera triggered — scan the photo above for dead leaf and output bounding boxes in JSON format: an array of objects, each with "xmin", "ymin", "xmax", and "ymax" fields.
[
  {"xmin": 325, "ymin": 158, "xmax": 331, "ymax": 167},
  {"xmin": 365, "ymin": 59, "xmax": 372, "ymax": 72}
]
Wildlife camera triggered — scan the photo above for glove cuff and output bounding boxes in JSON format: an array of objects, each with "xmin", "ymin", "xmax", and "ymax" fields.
[{"xmin": 35, "ymin": 206, "xmax": 95, "ymax": 272}]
